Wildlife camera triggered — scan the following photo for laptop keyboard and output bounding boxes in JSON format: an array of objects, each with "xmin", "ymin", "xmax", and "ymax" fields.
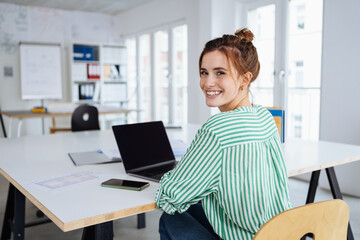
[{"xmin": 136, "ymin": 163, "xmax": 176, "ymax": 180}]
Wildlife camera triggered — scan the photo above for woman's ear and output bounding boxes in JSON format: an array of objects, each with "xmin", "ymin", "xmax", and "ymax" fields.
[{"xmin": 241, "ymin": 72, "xmax": 253, "ymax": 87}]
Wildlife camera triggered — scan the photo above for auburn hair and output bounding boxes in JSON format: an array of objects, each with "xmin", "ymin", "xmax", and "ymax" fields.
[{"xmin": 199, "ymin": 28, "xmax": 260, "ymax": 85}]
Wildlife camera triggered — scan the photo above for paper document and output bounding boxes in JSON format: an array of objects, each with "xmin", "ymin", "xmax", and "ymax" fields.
[
  {"xmin": 31, "ymin": 171, "xmax": 101, "ymax": 192},
  {"xmin": 101, "ymin": 148, "xmax": 121, "ymax": 161},
  {"xmin": 68, "ymin": 150, "xmax": 121, "ymax": 166}
]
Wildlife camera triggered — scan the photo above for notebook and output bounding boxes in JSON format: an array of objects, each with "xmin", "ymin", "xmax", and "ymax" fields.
[{"xmin": 112, "ymin": 121, "xmax": 177, "ymax": 182}]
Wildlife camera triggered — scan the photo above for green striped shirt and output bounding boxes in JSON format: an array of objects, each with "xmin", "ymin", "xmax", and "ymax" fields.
[{"xmin": 155, "ymin": 106, "xmax": 292, "ymax": 239}]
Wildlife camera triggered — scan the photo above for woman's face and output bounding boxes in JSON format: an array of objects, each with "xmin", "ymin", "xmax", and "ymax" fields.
[{"xmin": 200, "ymin": 50, "xmax": 245, "ymax": 112}]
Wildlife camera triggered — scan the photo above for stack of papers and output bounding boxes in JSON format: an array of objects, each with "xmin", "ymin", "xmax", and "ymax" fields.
[{"xmin": 68, "ymin": 149, "xmax": 121, "ymax": 166}]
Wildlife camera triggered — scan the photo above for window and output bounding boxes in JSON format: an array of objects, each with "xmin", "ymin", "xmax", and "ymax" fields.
[
  {"xmin": 245, "ymin": 0, "xmax": 323, "ymax": 140},
  {"xmin": 125, "ymin": 23, "xmax": 188, "ymax": 126},
  {"xmin": 172, "ymin": 25, "xmax": 188, "ymax": 125},
  {"xmin": 125, "ymin": 38, "xmax": 137, "ymax": 123},
  {"xmin": 139, "ymin": 34, "xmax": 152, "ymax": 122},
  {"xmin": 247, "ymin": 4, "xmax": 275, "ymax": 107},
  {"xmin": 287, "ymin": 0, "xmax": 323, "ymax": 140},
  {"xmin": 296, "ymin": 5, "xmax": 306, "ymax": 30},
  {"xmin": 154, "ymin": 30, "xmax": 169, "ymax": 123}
]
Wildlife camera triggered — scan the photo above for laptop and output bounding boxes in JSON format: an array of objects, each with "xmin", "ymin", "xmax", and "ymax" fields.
[{"xmin": 112, "ymin": 121, "xmax": 177, "ymax": 182}]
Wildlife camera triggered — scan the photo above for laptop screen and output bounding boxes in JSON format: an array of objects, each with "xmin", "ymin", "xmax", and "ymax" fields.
[{"xmin": 112, "ymin": 121, "xmax": 175, "ymax": 171}]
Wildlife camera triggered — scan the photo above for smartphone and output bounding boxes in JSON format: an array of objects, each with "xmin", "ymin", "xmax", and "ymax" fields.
[{"xmin": 101, "ymin": 178, "xmax": 150, "ymax": 191}]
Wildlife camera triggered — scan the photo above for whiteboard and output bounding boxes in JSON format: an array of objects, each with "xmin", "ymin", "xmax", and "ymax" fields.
[{"xmin": 20, "ymin": 43, "xmax": 62, "ymax": 100}]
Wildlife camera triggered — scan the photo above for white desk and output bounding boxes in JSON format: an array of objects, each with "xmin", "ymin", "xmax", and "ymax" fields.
[
  {"xmin": 285, "ymin": 139, "xmax": 360, "ymax": 177},
  {"xmin": 285, "ymin": 138, "xmax": 359, "ymax": 240},
  {"xmin": 0, "ymin": 127, "xmax": 358, "ymax": 239}
]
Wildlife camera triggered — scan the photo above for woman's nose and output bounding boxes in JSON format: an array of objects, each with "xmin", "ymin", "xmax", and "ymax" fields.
[{"xmin": 205, "ymin": 75, "xmax": 216, "ymax": 87}]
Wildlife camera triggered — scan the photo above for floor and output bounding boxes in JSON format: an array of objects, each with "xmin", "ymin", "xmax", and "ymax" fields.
[{"xmin": 0, "ymin": 175, "xmax": 359, "ymax": 240}]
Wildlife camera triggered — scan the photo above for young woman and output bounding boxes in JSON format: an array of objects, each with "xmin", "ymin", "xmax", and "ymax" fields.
[{"xmin": 155, "ymin": 28, "xmax": 291, "ymax": 240}]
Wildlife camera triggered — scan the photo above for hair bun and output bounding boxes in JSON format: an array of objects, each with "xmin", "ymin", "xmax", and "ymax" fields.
[{"xmin": 235, "ymin": 28, "xmax": 254, "ymax": 42}]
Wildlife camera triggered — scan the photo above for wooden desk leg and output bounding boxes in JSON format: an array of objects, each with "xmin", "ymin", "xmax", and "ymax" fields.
[
  {"xmin": 82, "ymin": 221, "xmax": 113, "ymax": 240},
  {"xmin": 13, "ymin": 189, "xmax": 25, "ymax": 240},
  {"xmin": 0, "ymin": 113, "xmax": 7, "ymax": 138},
  {"xmin": 325, "ymin": 167, "xmax": 354, "ymax": 240},
  {"xmin": 1, "ymin": 184, "xmax": 15, "ymax": 240},
  {"xmin": 137, "ymin": 213, "xmax": 146, "ymax": 229}
]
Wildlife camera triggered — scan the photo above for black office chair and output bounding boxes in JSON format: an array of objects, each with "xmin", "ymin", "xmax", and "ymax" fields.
[{"xmin": 71, "ymin": 104, "xmax": 100, "ymax": 132}]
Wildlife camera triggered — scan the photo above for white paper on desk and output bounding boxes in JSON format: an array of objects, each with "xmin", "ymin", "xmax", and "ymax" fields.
[
  {"xmin": 170, "ymin": 139, "xmax": 188, "ymax": 157},
  {"xmin": 68, "ymin": 150, "xmax": 121, "ymax": 166},
  {"xmin": 101, "ymin": 148, "xmax": 121, "ymax": 161},
  {"xmin": 28, "ymin": 171, "xmax": 104, "ymax": 193}
]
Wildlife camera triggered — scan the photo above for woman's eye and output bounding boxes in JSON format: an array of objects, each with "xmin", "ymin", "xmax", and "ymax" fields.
[
  {"xmin": 200, "ymin": 71, "xmax": 208, "ymax": 75},
  {"xmin": 216, "ymin": 71, "xmax": 225, "ymax": 76}
]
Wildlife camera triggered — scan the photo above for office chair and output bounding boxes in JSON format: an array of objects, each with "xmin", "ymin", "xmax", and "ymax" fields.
[
  {"xmin": 71, "ymin": 104, "xmax": 100, "ymax": 132},
  {"xmin": 253, "ymin": 199, "xmax": 349, "ymax": 240}
]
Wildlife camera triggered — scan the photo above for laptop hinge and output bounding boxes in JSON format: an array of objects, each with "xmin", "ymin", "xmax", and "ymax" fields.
[{"xmin": 127, "ymin": 160, "xmax": 176, "ymax": 173}]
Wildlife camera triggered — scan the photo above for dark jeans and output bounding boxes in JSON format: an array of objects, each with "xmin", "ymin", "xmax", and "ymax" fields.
[{"xmin": 159, "ymin": 203, "xmax": 221, "ymax": 240}]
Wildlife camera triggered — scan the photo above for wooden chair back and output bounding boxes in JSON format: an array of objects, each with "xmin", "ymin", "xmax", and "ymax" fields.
[
  {"xmin": 267, "ymin": 106, "xmax": 285, "ymax": 142},
  {"xmin": 253, "ymin": 199, "xmax": 349, "ymax": 240}
]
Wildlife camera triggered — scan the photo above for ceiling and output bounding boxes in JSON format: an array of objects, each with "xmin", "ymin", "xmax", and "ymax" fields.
[{"xmin": 0, "ymin": 0, "xmax": 155, "ymax": 15}]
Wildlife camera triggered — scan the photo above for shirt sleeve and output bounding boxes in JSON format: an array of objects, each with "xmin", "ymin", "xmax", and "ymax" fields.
[{"xmin": 155, "ymin": 127, "xmax": 222, "ymax": 214}]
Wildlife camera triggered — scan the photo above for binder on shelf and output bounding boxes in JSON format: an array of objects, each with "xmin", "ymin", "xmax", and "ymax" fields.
[
  {"xmin": 73, "ymin": 45, "xmax": 85, "ymax": 60},
  {"xmin": 84, "ymin": 46, "xmax": 94, "ymax": 61},
  {"xmin": 73, "ymin": 45, "xmax": 97, "ymax": 61},
  {"xmin": 110, "ymin": 65, "xmax": 120, "ymax": 79},
  {"xmin": 87, "ymin": 63, "xmax": 100, "ymax": 79},
  {"xmin": 78, "ymin": 83, "xmax": 95, "ymax": 100}
]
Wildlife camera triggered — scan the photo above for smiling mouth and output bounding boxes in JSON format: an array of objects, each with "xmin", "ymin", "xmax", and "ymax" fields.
[{"xmin": 206, "ymin": 90, "xmax": 222, "ymax": 96}]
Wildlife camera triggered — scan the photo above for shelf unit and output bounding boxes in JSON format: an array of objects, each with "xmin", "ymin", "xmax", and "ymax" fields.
[
  {"xmin": 69, "ymin": 43, "xmax": 128, "ymax": 127},
  {"xmin": 69, "ymin": 43, "xmax": 128, "ymax": 107}
]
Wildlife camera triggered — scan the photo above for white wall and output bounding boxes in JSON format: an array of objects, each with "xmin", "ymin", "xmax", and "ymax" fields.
[
  {"xmin": 317, "ymin": 0, "xmax": 360, "ymax": 196},
  {"xmin": 211, "ymin": 0, "xmax": 236, "ymax": 36},
  {"xmin": 0, "ymin": 3, "xmax": 119, "ymax": 137},
  {"xmin": 320, "ymin": 0, "xmax": 360, "ymax": 144},
  {"xmin": 115, "ymin": 0, "xmax": 238, "ymax": 125}
]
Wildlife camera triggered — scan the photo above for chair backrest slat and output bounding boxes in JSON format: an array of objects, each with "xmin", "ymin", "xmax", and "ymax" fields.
[{"xmin": 253, "ymin": 199, "xmax": 349, "ymax": 240}]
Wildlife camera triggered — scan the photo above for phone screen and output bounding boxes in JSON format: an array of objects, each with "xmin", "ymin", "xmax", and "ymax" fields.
[{"xmin": 101, "ymin": 178, "xmax": 150, "ymax": 191}]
